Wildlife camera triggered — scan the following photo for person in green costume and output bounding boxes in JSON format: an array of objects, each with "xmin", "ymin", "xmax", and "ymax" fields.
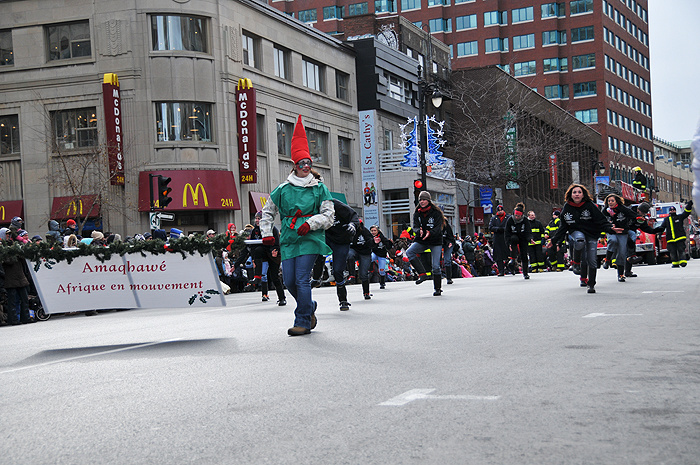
[{"xmin": 260, "ymin": 116, "xmax": 335, "ymax": 336}]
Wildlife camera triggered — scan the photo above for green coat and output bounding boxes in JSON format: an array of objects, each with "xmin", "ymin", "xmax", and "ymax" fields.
[{"xmin": 264, "ymin": 175, "xmax": 334, "ymax": 261}]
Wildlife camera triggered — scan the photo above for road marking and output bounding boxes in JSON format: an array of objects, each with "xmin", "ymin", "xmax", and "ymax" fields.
[
  {"xmin": 641, "ymin": 290, "xmax": 684, "ymax": 294},
  {"xmin": 379, "ymin": 389, "xmax": 500, "ymax": 406},
  {"xmin": 0, "ymin": 339, "xmax": 182, "ymax": 375},
  {"xmin": 583, "ymin": 313, "xmax": 643, "ymax": 318}
]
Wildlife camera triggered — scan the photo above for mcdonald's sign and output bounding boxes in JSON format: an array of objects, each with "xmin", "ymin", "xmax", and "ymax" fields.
[
  {"xmin": 102, "ymin": 73, "xmax": 125, "ymax": 186},
  {"xmin": 138, "ymin": 170, "xmax": 240, "ymax": 212},
  {"xmin": 236, "ymin": 78, "xmax": 257, "ymax": 184},
  {"xmin": 0, "ymin": 200, "xmax": 25, "ymax": 226},
  {"xmin": 51, "ymin": 195, "xmax": 100, "ymax": 220}
]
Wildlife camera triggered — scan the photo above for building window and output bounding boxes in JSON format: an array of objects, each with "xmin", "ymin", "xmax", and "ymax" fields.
[
  {"xmin": 274, "ymin": 46, "xmax": 290, "ymax": 79},
  {"xmin": 323, "ymin": 6, "xmax": 344, "ymax": 19},
  {"xmin": 456, "ymin": 41, "xmax": 478, "ymax": 57},
  {"xmin": 575, "ymin": 109, "xmax": 598, "ymax": 123},
  {"xmin": 1, "ymin": 30, "xmax": 13, "ymax": 66},
  {"xmin": 155, "ymin": 102, "xmax": 212, "ymax": 142},
  {"xmin": 336, "ymin": 71, "xmax": 350, "ymax": 101},
  {"xmin": 573, "ymin": 81, "xmax": 597, "ymax": 97},
  {"xmin": 541, "ymin": 3, "xmax": 565, "ymax": 18},
  {"xmin": 242, "ymin": 32, "xmax": 260, "ymax": 69},
  {"xmin": 306, "ymin": 128, "xmax": 328, "ymax": 165},
  {"xmin": 339, "ymin": 136, "xmax": 351, "ymax": 168},
  {"xmin": 514, "ymin": 61, "xmax": 536, "ymax": 76},
  {"xmin": 298, "ymin": 9, "xmax": 317, "ymax": 23},
  {"xmin": 401, "ymin": 0, "xmax": 421, "ymax": 11},
  {"xmin": 513, "ymin": 34, "xmax": 535, "ymax": 50},
  {"xmin": 0, "ymin": 115, "xmax": 20, "ymax": 155},
  {"xmin": 256, "ymin": 114, "xmax": 266, "ymax": 153},
  {"xmin": 428, "ymin": 0, "xmax": 450, "ymax": 6},
  {"xmin": 454, "ymin": 0, "xmax": 475, "ymax": 3},
  {"xmin": 512, "ymin": 7, "xmax": 534, "ymax": 23},
  {"xmin": 52, "ymin": 107, "xmax": 97, "ymax": 151},
  {"xmin": 484, "ymin": 11, "xmax": 507, "ymax": 26},
  {"xmin": 375, "ymin": 0, "xmax": 396, "ymax": 13},
  {"xmin": 303, "ymin": 58, "xmax": 324, "ymax": 92},
  {"xmin": 276, "ymin": 120, "xmax": 293, "ymax": 157},
  {"xmin": 456, "ymin": 15, "xmax": 477, "ymax": 30},
  {"xmin": 384, "ymin": 129, "xmax": 394, "ymax": 150},
  {"xmin": 47, "ymin": 21, "xmax": 91, "ymax": 61},
  {"xmin": 429, "ymin": 18, "xmax": 452, "ymax": 33},
  {"xmin": 386, "ymin": 74, "xmax": 411, "ymax": 103},
  {"xmin": 542, "ymin": 30, "xmax": 566, "ymax": 45},
  {"xmin": 571, "ymin": 26, "xmax": 595, "ymax": 42},
  {"xmin": 544, "ymin": 85, "xmax": 569, "ymax": 99},
  {"xmin": 572, "ymin": 53, "xmax": 595, "ymax": 70},
  {"xmin": 348, "ymin": 2, "xmax": 369, "ymax": 16},
  {"xmin": 151, "ymin": 15, "xmax": 207, "ymax": 52},
  {"xmin": 543, "ymin": 57, "xmax": 567, "ymax": 72},
  {"xmin": 484, "ymin": 37, "xmax": 508, "ymax": 53},
  {"xmin": 570, "ymin": 0, "xmax": 594, "ymax": 15}
]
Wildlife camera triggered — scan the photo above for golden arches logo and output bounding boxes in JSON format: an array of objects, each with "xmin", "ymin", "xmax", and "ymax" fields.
[
  {"xmin": 237, "ymin": 78, "xmax": 253, "ymax": 90},
  {"xmin": 0, "ymin": 205, "xmax": 4, "ymax": 221},
  {"xmin": 183, "ymin": 183, "xmax": 208, "ymax": 207},
  {"xmin": 66, "ymin": 199, "xmax": 83, "ymax": 216},
  {"xmin": 103, "ymin": 73, "xmax": 119, "ymax": 87}
]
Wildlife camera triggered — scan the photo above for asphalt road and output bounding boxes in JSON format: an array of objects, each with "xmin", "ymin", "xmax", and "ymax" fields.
[{"xmin": 1, "ymin": 261, "xmax": 699, "ymax": 464}]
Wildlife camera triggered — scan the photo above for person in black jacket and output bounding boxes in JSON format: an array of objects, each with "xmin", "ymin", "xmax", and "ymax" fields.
[
  {"xmin": 652, "ymin": 200, "xmax": 694, "ymax": 268},
  {"xmin": 551, "ymin": 183, "xmax": 614, "ymax": 294},
  {"xmin": 348, "ymin": 220, "xmax": 374, "ymax": 300},
  {"xmin": 602, "ymin": 194, "xmax": 638, "ymax": 282},
  {"xmin": 406, "ymin": 190, "xmax": 445, "ymax": 296},
  {"xmin": 527, "ymin": 211, "xmax": 546, "ymax": 273},
  {"xmin": 504, "ymin": 202, "xmax": 532, "ymax": 279},
  {"xmin": 488, "ymin": 205, "xmax": 509, "ymax": 276},
  {"xmin": 441, "ymin": 221, "xmax": 456, "ymax": 284},
  {"xmin": 369, "ymin": 225, "xmax": 393, "ymax": 289},
  {"xmin": 249, "ymin": 211, "xmax": 286, "ymax": 305},
  {"xmin": 311, "ymin": 199, "xmax": 360, "ymax": 310}
]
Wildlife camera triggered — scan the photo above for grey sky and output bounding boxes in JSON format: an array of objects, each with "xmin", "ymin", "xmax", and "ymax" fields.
[{"xmin": 648, "ymin": 0, "xmax": 700, "ymax": 143}]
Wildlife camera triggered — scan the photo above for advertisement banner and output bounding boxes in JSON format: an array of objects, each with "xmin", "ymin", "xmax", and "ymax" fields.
[
  {"xmin": 138, "ymin": 170, "xmax": 240, "ymax": 211},
  {"xmin": 359, "ymin": 110, "xmax": 380, "ymax": 227},
  {"xmin": 236, "ymin": 79, "xmax": 257, "ymax": 184},
  {"xmin": 473, "ymin": 207, "xmax": 485, "ymax": 225},
  {"xmin": 459, "ymin": 205, "xmax": 468, "ymax": 225},
  {"xmin": 479, "ymin": 186, "xmax": 493, "ymax": 214},
  {"xmin": 549, "ymin": 152, "xmax": 558, "ymax": 189},
  {"xmin": 0, "ymin": 200, "xmax": 23, "ymax": 226},
  {"xmin": 102, "ymin": 73, "xmax": 125, "ymax": 186},
  {"xmin": 29, "ymin": 253, "xmax": 225, "ymax": 314}
]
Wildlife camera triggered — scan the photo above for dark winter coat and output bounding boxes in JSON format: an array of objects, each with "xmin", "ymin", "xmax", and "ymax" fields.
[
  {"xmin": 325, "ymin": 199, "xmax": 361, "ymax": 245},
  {"xmin": 412, "ymin": 203, "xmax": 444, "ymax": 246},
  {"xmin": 529, "ymin": 219, "xmax": 545, "ymax": 245},
  {"xmin": 351, "ymin": 224, "xmax": 374, "ymax": 255},
  {"xmin": 488, "ymin": 213, "xmax": 509, "ymax": 261},
  {"xmin": 602, "ymin": 203, "xmax": 637, "ymax": 233},
  {"xmin": 442, "ymin": 222, "xmax": 455, "ymax": 247},
  {"xmin": 505, "ymin": 216, "xmax": 532, "ymax": 244},
  {"xmin": 551, "ymin": 200, "xmax": 613, "ymax": 244},
  {"xmin": 653, "ymin": 204, "xmax": 692, "ymax": 243},
  {"xmin": 2, "ymin": 259, "xmax": 29, "ymax": 289},
  {"xmin": 371, "ymin": 231, "xmax": 393, "ymax": 258}
]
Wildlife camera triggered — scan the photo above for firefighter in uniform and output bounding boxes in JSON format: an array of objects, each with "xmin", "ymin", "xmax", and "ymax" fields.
[
  {"xmin": 653, "ymin": 201, "xmax": 693, "ymax": 267},
  {"xmin": 632, "ymin": 166, "xmax": 647, "ymax": 192},
  {"xmin": 527, "ymin": 210, "xmax": 546, "ymax": 272},
  {"xmin": 545, "ymin": 210, "xmax": 566, "ymax": 271}
]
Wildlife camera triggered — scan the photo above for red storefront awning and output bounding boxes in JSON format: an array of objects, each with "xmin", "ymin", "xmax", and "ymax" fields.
[
  {"xmin": 249, "ymin": 191, "xmax": 269, "ymax": 215},
  {"xmin": 138, "ymin": 170, "xmax": 240, "ymax": 212},
  {"xmin": 0, "ymin": 200, "xmax": 24, "ymax": 225},
  {"xmin": 51, "ymin": 195, "xmax": 100, "ymax": 220}
]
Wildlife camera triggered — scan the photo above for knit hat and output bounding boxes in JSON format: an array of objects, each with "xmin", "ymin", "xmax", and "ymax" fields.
[
  {"xmin": 553, "ymin": 210, "xmax": 560, "ymax": 216},
  {"xmin": 291, "ymin": 115, "xmax": 311, "ymax": 164},
  {"xmin": 153, "ymin": 229, "xmax": 167, "ymax": 240},
  {"xmin": 66, "ymin": 219, "xmax": 77, "ymax": 228},
  {"xmin": 514, "ymin": 203, "xmax": 525, "ymax": 214},
  {"xmin": 170, "ymin": 228, "xmax": 183, "ymax": 239},
  {"xmin": 418, "ymin": 191, "xmax": 431, "ymax": 201},
  {"xmin": 255, "ymin": 211, "xmax": 263, "ymax": 219},
  {"xmin": 638, "ymin": 202, "xmax": 651, "ymax": 215},
  {"xmin": 91, "ymin": 230, "xmax": 104, "ymax": 240},
  {"xmin": 206, "ymin": 229, "xmax": 216, "ymax": 235},
  {"xmin": 11, "ymin": 216, "xmax": 23, "ymax": 228}
]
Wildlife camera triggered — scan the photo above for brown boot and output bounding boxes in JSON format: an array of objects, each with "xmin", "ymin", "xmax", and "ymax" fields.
[{"xmin": 287, "ymin": 326, "xmax": 311, "ymax": 336}]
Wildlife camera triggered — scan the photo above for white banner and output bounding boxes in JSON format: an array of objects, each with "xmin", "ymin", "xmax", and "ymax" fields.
[{"xmin": 29, "ymin": 253, "xmax": 225, "ymax": 313}]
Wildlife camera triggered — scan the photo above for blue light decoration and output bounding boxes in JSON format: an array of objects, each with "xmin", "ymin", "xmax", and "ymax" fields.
[
  {"xmin": 399, "ymin": 117, "xmax": 419, "ymax": 168},
  {"xmin": 425, "ymin": 115, "xmax": 447, "ymax": 168}
]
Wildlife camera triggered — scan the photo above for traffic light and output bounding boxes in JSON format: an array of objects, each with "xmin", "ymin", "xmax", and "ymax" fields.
[
  {"xmin": 413, "ymin": 179, "xmax": 424, "ymax": 205},
  {"xmin": 157, "ymin": 175, "xmax": 172, "ymax": 208}
]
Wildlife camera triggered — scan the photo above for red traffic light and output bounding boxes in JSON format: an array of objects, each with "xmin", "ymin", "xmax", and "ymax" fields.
[{"xmin": 414, "ymin": 179, "xmax": 423, "ymax": 189}]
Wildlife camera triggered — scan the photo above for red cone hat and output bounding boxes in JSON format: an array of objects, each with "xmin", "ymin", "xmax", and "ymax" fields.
[{"xmin": 291, "ymin": 115, "xmax": 310, "ymax": 164}]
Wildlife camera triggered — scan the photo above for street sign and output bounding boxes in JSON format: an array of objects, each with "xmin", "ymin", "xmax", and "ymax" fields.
[
  {"xmin": 158, "ymin": 212, "xmax": 175, "ymax": 221},
  {"xmin": 149, "ymin": 212, "xmax": 160, "ymax": 230}
]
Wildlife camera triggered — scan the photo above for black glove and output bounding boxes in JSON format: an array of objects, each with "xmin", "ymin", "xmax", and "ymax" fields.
[
  {"xmin": 686, "ymin": 200, "xmax": 693, "ymax": 210},
  {"xmin": 345, "ymin": 223, "xmax": 356, "ymax": 236}
]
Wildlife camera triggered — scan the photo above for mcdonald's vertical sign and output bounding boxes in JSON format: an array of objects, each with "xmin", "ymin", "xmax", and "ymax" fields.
[
  {"xmin": 236, "ymin": 78, "xmax": 257, "ymax": 184},
  {"xmin": 103, "ymin": 73, "xmax": 125, "ymax": 186}
]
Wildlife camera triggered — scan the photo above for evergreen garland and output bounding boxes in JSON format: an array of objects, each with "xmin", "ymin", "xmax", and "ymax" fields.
[{"xmin": 0, "ymin": 234, "xmax": 246, "ymax": 266}]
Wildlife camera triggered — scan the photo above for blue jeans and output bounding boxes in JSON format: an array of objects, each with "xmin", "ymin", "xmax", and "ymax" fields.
[
  {"xmin": 607, "ymin": 233, "xmax": 628, "ymax": 275},
  {"xmin": 348, "ymin": 249, "xmax": 371, "ymax": 282},
  {"xmin": 406, "ymin": 242, "xmax": 443, "ymax": 276},
  {"xmin": 371, "ymin": 253, "xmax": 387, "ymax": 276},
  {"xmin": 329, "ymin": 242, "xmax": 350, "ymax": 284},
  {"xmin": 282, "ymin": 254, "xmax": 316, "ymax": 329}
]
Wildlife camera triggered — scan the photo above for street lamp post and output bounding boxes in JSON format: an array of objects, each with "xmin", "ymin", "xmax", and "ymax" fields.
[{"xmin": 416, "ymin": 64, "xmax": 444, "ymax": 191}]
